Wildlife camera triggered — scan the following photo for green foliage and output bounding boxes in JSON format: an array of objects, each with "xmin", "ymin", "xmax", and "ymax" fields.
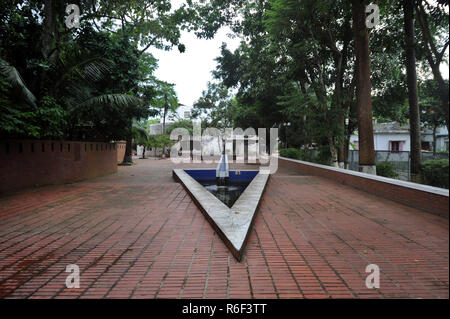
[
  {"xmin": 0, "ymin": 58, "xmax": 36, "ymax": 107},
  {"xmin": 150, "ymin": 80, "xmax": 179, "ymax": 129},
  {"xmin": 166, "ymin": 119, "xmax": 194, "ymax": 135},
  {"xmin": 0, "ymin": 29, "xmax": 152, "ymax": 140},
  {"xmin": 132, "ymin": 118, "xmax": 174, "ymax": 158},
  {"xmin": 132, "ymin": 121, "xmax": 150, "ymax": 146},
  {"xmin": 36, "ymin": 96, "xmax": 67, "ymax": 139},
  {"xmin": 156, "ymin": 135, "xmax": 173, "ymax": 149},
  {"xmin": 192, "ymin": 82, "xmax": 236, "ymax": 128},
  {"xmin": 421, "ymin": 159, "xmax": 449, "ymax": 189},
  {"xmin": 0, "ymin": 1, "xmax": 230, "ymax": 142},
  {"xmin": 376, "ymin": 162, "xmax": 399, "ymax": 179},
  {"xmin": 145, "ymin": 134, "xmax": 174, "ymax": 157},
  {"xmin": 419, "ymin": 79, "xmax": 448, "ymax": 129},
  {"xmin": 280, "ymin": 146, "xmax": 333, "ymax": 166},
  {"xmin": 0, "ymin": 77, "xmax": 66, "ymax": 138},
  {"xmin": 314, "ymin": 145, "xmax": 332, "ymax": 165},
  {"xmin": 209, "ymin": 0, "xmax": 449, "ymax": 168},
  {"xmin": 280, "ymin": 148, "xmax": 302, "ymax": 160},
  {"xmin": 372, "ymin": 80, "xmax": 409, "ymax": 124}
]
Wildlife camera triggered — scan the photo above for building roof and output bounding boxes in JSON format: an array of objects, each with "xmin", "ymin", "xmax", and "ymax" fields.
[
  {"xmin": 373, "ymin": 122, "xmax": 433, "ymax": 135},
  {"xmin": 373, "ymin": 122, "xmax": 409, "ymax": 134}
]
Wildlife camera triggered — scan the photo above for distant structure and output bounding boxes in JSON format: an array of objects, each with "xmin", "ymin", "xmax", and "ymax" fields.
[{"xmin": 350, "ymin": 122, "xmax": 449, "ymax": 152}]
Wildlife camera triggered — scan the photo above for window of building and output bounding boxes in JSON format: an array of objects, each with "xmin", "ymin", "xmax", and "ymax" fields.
[{"xmin": 389, "ymin": 141, "xmax": 403, "ymax": 152}]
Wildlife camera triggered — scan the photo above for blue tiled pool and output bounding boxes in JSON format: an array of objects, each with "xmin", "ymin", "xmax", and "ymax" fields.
[
  {"xmin": 184, "ymin": 169, "xmax": 258, "ymax": 207},
  {"xmin": 184, "ymin": 169, "xmax": 258, "ymax": 183}
]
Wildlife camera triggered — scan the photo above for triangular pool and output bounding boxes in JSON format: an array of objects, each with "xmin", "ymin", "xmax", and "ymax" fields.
[
  {"xmin": 173, "ymin": 168, "xmax": 269, "ymax": 261},
  {"xmin": 184, "ymin": 170, "xmax": 258, "ymax": 207}
]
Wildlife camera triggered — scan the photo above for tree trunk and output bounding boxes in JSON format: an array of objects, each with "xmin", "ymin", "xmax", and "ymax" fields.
[
  {"xmin": 337, "ymin": 114, "xmax": 346, "ymax": 168},
  {"xmin": 142, "ymin": 146, "xmax": 146, "ymax": 159},
  {"xmin": 162, "ymin": 106, "xmax": 168, "ymax": 134},
  {"xmin": 433, "ymin": 125, "xmax": 437, "ymax": 155},
  {"xmin": 352, "ymin": 0, "xmax": 376, "ymax": 174},
  {"xmin": 42, "ymin": 0, "xmax": 55, "ymax": 60},
  {"xmin": 162, "ymin": 102, "xmax": 168, "ymax": 157},
  {"xmin": 122, "ymin": 120, "xmax": 133, "ymax": 164},
  {"xmin": 41, "ymin": 0, "xmax": 56, "ymax": 97},
  {"xmin": 343, "ymin": 134, "xmax": 350, "ymax": 169},
  {"xmin": 403, "ymin": 0, "xmax": 422, "ymax": 176},
  {"xmin": 328, "ymin": 136, "xmax": 339, "ymax": 167}
]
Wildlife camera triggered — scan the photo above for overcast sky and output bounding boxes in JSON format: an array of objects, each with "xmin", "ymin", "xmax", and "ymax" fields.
[{"xmin": 148, "ymin": 27, "xmax": 241, "ymax": 109}]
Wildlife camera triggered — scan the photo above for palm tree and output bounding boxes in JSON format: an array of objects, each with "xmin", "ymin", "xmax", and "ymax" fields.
[
  {"xmin": 0, "ymin": 59, "xmax": 37, "ymax": 108},
  {"xmin": 150, "ymin": 80, "xmax": 178, "ymax": 156},
  {"xmin": 133, "ymin": 121, "xmax": 152, "ymax": 159},
  {"xmin": 1, "ymin": 56, "xmax": 145, "ymax": 140},
  {"xmin": 132, "ymin": 121, "xmax": 173, "ymax": 159},
  {"xmin": 152, "ymin": 80, "xmax": 179, "ymax": 134}
]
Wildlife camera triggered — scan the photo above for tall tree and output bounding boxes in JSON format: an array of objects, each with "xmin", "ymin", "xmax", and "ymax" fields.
[
  {"xmin": 152, "ymin": 81, "xmax": 178, "ymax": 134},
  {"xmin": 192, "ymin": 82, "xmax": 236, "ymax": 129},
  {"xmin": 403, "ymin": 0, "xmax": 422, "ymax": 179},
  {"xmin": 415, "ymin": 0, "xmax": 449, "ymax": 131},
  {"xmin": 352, "ymin": 0, "xmax": 376, "ymax": 174},
  {"xmin": 419, "ymin": 79, "xmax": 448, "ymax": 154},
  {"xmin": 264, "ymin": 0, "xmax": 356, "ymax": 167}
]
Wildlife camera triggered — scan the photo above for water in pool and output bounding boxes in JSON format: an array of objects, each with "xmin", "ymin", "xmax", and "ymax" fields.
[{"xmin": 200, "ymin": 182, "xmax": 249, "ymax": 208}]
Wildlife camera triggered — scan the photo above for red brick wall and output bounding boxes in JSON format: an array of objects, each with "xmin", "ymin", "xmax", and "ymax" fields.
[
  {"xmin": 0, "ymin": 140, "xmax": 119, "ymax": 194},
  {"xmin": 116, "ymin": 141, "xmax": 126, "ymax": 164},
  {"xmin": 279, "ymin": 157, "xmax": 449, "ymax": 218}
]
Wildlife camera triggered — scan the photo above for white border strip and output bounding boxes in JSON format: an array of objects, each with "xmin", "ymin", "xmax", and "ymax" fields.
[
  {"xmin": 279, "ymin": 156, "xmax": 449, "ymax": 197},
  {"xmin": 173, "ymin": 168, "xmax": 269, "ymax": 257}
]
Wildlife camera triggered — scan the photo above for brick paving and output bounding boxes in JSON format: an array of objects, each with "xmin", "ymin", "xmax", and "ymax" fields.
[{"xmin": 0, "ymin": 158, "xmax": 448, "ymax": 299}]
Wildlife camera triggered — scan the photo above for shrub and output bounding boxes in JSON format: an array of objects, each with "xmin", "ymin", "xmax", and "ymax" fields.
[
  {"xmin": 376, "ymin": 162, "xmax": 398, "ymax": 178},
  {"xmin": 312, "ymin": 145, "xmax": 332, "ymax": 165},
  {"xmin": 280, "ymin": 148, "xmax": 301, "ymax": 160},
  {"xmin": 421, "ymin": 159, "xmax": 449, "ymax": 189}
]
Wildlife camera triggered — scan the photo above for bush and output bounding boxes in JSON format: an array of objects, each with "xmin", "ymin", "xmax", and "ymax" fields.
[
  {"xmin": 280, "ymin": 148, "xmax": 301, "ymax": 160},
  {"xmin": 376, "ymin": 162, "xmax": 398, "ymax": 178},
  {"xmin": 312, "ymin": 145, "xmax": 332, "ymax": 165},
  {"xmin": 421, "ymin": 159, "xmax": 449, "ymax": 189}
]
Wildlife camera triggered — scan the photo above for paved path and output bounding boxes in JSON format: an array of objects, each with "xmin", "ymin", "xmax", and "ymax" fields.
[{"xmin": 0, "ymin": 158, "xmax": 448, "ymax": 299}]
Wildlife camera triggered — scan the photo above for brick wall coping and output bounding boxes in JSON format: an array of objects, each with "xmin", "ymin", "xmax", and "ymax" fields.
[{"xmin": 279, "ymin": 156, "xmax": 449, "ymax": 197}]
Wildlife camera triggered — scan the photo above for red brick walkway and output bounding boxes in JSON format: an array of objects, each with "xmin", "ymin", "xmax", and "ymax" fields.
[{"xmin": 0, "ymin": 159, "xmax": 448, "ymax": 299}]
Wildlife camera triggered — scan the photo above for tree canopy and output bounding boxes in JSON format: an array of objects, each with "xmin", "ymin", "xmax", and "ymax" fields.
[
  {"xmin": 1, "ymin": 0, "xmax": 449, "ymax": 168},
  {"xmin": 0, "ymin": 0, "xmax": 241, "ymax": 141},
  {"xmin": 195, "ymin": 0, "xmax": 449, "ymax": 166}
]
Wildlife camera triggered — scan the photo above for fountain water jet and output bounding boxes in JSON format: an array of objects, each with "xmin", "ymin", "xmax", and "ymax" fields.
[{"xmin": 216, "ymin": 137, "xmax": 229, "ymax": 186}]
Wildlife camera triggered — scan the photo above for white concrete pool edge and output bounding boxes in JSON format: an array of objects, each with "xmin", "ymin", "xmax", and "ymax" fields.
[{"xmin": 173, "ymin": 168, "xmax": 270, "ymax": 260}]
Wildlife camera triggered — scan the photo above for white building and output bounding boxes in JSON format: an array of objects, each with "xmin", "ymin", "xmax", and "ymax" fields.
[
  {"xmin": 435, "ymin": 126, "xmax": 449, "ymax": 152},
  {"xmin": 136, "ymin": 109, "xmax": 193, "ymax": 158},
  {"xmin": 350, "ymin": 122, "xmax": 449, "ymax": 152}
]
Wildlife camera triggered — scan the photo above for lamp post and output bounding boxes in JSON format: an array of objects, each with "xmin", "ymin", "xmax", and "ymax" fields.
[{"xmin": 285, "ymin": 122, "xmax": 291, "ymax": 148}]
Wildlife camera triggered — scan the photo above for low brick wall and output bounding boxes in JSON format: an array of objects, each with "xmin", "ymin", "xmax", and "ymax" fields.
[
  {"xmin": 0, "ymin": 140, "xmax": 119, "ymax": 194},
  {"xmin": 116, "ymin": 140, "xmax": 126, "ymax": 164},
  {"xmin": 279, "ymin": 157, "xmax": 449, "ymax": 218}
]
